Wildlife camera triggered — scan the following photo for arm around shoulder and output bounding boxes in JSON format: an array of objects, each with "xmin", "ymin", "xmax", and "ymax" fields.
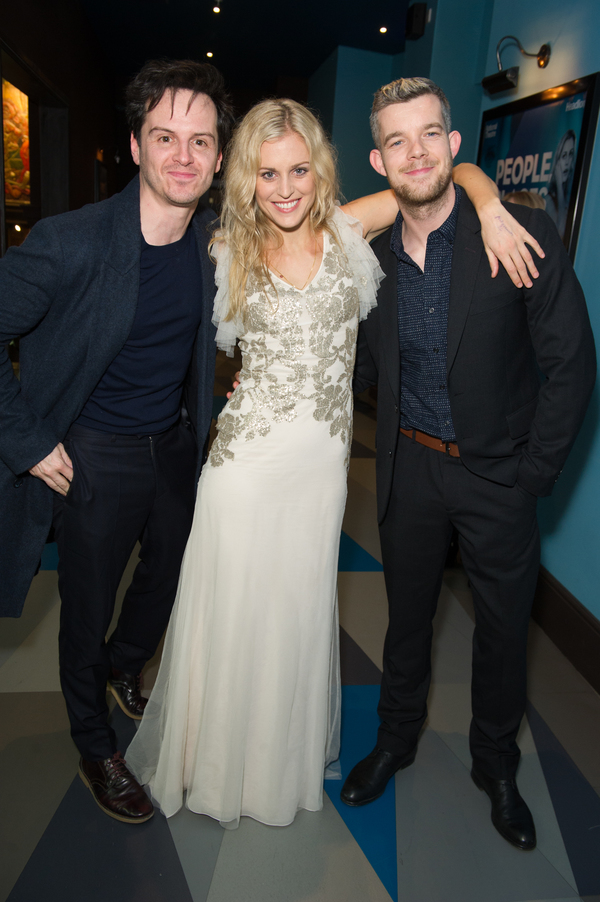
[{"xmin": 340, "ymin": 190, "xmax": 398, "ymax": 242}]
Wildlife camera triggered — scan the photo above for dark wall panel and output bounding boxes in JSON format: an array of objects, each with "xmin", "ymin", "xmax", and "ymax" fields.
[{"xmin": 1, "ymin": 0, "xmax": 116, "ymax": 211}]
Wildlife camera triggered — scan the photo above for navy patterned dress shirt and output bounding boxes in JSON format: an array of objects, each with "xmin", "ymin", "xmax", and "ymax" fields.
[{"xmin": 391, "ymin": 184, "xmax": 462, "ymax": 441}]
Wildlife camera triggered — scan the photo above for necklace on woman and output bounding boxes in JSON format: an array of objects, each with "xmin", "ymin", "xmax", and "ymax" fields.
[{"xmin": 271, "ymin": 239, "xmax": 319, "ymax": 291}]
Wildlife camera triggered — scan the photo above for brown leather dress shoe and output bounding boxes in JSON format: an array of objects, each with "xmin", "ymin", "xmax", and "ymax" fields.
[
  {"xmin": 79, "ymin": 752, "xmax": 154, "ymax": 823},
  {"xmin": 107, "ymin": 667, "xmax": 148, "ymax": 720}
]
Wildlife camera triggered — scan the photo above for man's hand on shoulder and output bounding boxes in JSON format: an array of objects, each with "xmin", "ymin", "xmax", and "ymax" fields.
[{"xmin": 29, "ymin": 443, "xmax": 73, "ymax": 496}]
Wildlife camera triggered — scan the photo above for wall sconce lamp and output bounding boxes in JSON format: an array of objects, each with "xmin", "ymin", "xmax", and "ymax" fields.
[{"xmin": 482, "ymin": 35, "xmax": 551, "ymax": 95}]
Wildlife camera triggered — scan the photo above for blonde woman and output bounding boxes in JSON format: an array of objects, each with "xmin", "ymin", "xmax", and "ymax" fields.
[{"xmin": 126, "ymin": 99, "xmax": 542, "ymax": 828}]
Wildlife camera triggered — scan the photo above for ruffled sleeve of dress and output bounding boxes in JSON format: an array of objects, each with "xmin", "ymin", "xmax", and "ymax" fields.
[
  {"xmin": 331, "ymin": 205, "xmax": 386, "ymax": 321},
  {"xmin": 211, "ymin": 239, "xmax": 244, "ymax": 357}
]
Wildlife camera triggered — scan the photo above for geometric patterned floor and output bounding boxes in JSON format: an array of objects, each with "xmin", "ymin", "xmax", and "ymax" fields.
[{"xmin": 1, "ymin": 356, "xmax": 599, "ymax": 902}]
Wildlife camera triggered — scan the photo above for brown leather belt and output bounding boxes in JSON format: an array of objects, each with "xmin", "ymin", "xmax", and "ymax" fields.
[{"xmin": 400, "ymin": 427, "xmax": 460, "ymax": 458}]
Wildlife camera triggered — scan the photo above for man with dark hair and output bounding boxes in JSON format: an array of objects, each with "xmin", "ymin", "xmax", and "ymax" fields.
[
  {"xmin": 341, "ymin": 77, "xmax": 595, "ymax": 850},
  {"xmin": 0, "ymin": 59, "xmax": 235, "ymax": 823}
]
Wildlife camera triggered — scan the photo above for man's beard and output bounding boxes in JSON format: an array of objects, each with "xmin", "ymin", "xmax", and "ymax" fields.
[{"xmin": 389, "ymin": 155, "xmax": 454, "ymax": 219}]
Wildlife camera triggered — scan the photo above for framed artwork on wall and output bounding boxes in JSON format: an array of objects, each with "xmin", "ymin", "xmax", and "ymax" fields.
[
  {"xmin": 2, "ymin": 78, "xmax": 30, "ymax": 208},
  {"xmin": 477, "ymin": 73, "xmax": 600, "ymax": 260},
  {"xmin": 0, "ymin": 41, "xmax": 69, "ymax": 256}
]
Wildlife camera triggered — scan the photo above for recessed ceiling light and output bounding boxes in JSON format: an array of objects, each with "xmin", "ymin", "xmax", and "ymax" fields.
[
  {"xmin": 207, "ymin": 51, "xmax": 214, "ymax": 58},
  {"xmin": 213, "ymin": 5, "xmax": 220, "ymax": 11},
  {"xmin": 380, "ymin": 26, "xmax": 388, "ymax": 33},
  {"xmin": 14, "ymin": 224, "xmax": 21, "ymax": 232}
]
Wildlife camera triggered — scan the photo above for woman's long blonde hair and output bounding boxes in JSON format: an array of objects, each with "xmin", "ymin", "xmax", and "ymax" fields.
[{"xmin": 211, "ymin": 99, "xmax": 340, "ymax": 321}]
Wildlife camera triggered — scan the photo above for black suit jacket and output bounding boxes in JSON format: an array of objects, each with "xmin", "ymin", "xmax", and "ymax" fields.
[
  {"xmin": 0, "ymin": 177, "xmax": 218, "ymax": 616},
  {"xmin": 355, "ymin": 194, "xmax": 596, "ymax": 523}
]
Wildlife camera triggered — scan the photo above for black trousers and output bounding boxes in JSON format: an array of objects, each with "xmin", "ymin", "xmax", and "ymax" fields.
[
  {"xmin": 53, "ymin": 421, "xmax": 196, "ymax": 760},
  {"xmin": 377, "ymin": 432, "xmax": 540, "ymax": 780}
]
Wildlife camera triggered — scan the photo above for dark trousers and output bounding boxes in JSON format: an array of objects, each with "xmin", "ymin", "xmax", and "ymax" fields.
[
  {"xmin": 377, "ymin": 432, "xmax": 540, "ymax": 780},
  {"xmin": 53, "ymin": 421, "xmax": 197, "ymax": 761}
]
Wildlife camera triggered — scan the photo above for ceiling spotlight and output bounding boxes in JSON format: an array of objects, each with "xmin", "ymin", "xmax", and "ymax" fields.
[
  {"xmin": 482, "ymin": 35, "xmax": 551, "ymax": 95},
  {"xmin": 380, "ymin": 26, "xmax": 388, "ymax": 33},
  {"xmin": 14, "ymin": 224, "xmax": 21, "ymax": 232},
  {"xmin": 206, "ymin": 51, "xmax": 214, "ymax": 58},
  {"xmin": 213, "ymin": 5, "xmax": 220, "ymax": 11}
]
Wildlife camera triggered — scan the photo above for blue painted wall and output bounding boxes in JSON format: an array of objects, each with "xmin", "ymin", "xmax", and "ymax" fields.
[
  {"xmin": 390, "ymin": 0, "xmax": 493, "ymax": 163},
  {"xmin": 429, "ymin": 0, "xmax": 495, "ymax": 162},
  {"xmin": 481, "ymin": 0, "xmax": 600, "ymax": 619},
  {"xmin": 307, "ymin": 47, "xmax": 338, "ymax": 136},
  {"xmin": 395, "ymin": 0, "xmax": 438, "ymax": 80},
  {"xmin": 311, "ymin": 0, "xmax": 600, "ymax": 619},
  {"xmin": 309, "ymin": 47, "xmax": 394, "ymax": 201}
]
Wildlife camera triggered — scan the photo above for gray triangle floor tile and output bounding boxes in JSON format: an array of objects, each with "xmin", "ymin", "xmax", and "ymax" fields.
[
  {"xmin": 166, "ymin": 805, "xmax": 224, "ymax": 902},
  {"xmin": 206, "ymin": 793, "xmax": 392, "ymax": 902},
  {"xmin": 6, "ymin": 776, "xmax": 193, "ymax": 902},
  {"xmin": 394, "ymin": 730, "xmax": 578, "ymax": 902}
]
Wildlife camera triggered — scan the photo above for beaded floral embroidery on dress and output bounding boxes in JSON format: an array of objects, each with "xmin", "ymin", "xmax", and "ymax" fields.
[{"xmin": 209, "ymin": 236, "xmax": 359, "ymax": 468}]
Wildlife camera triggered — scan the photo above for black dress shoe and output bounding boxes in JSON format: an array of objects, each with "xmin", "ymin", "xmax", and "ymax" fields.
[
  {"xmin": 471, "ymin": 766, "xmax": 536, "ymax": 850},
  {"xmin": 79, "ymin": 752, "xmax": 154, "ymax": 823},
  {"xmin": 107, "ymin": 667, "xmax": 148, "ymax": 720},
  {"xmin": 341, "ymin": 747, "xmax": 416, "ymax": 806}
]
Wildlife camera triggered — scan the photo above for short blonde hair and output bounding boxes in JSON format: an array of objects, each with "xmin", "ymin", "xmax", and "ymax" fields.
[{"xmin": 212, "ymin": 99, "xmax": 340, "ymax": 320}]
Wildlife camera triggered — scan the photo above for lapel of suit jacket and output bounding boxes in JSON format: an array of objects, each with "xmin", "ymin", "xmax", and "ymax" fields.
[
  {"xmin": 95, "ymin": 177, "xmax": 142, "ymax": 361},
  {"xmin": 376, "ymin": 233, "xmax": 401, "ymax": 405},
  {"xmin": 104, "ymin": 176, "xmax": 142, "ymax": 279},
  {"xmin": 446, "ymin": 194, "xmax": 484, "ymax": 376},
  {"xmin": 191, "ymin": 208, "xmax": 218, "ymax": 321}
]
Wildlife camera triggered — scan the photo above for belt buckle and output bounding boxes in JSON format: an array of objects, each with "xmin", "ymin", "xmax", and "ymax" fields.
[{"xmin": 444, "ymin": 441, "xmax": 452, "ymax": 456}]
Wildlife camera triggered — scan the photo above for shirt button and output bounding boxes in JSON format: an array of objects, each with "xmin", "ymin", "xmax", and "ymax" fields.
[
  {"xmin": 429, "ymin": 307, "xmax": 435, "ymax": 313},
  {"xmin": 439, "ymin": 384, "xmax": 445, "ymax": 390},
  {"xmin": 433, "ymin": 348, "xmax": 439, "ymax": 353},
  {"xmin": 445, "ymin": 420, "xmax": 450, "ymax": 426}
]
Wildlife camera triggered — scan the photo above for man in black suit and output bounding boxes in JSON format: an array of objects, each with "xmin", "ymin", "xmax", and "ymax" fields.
[
  {"xmin": 0, "ymin": 60, "xmax": 234, "ymax": 823},
  {"xmin": 341, "ymin": 77, "xmax": 596, "ymax": 850}
]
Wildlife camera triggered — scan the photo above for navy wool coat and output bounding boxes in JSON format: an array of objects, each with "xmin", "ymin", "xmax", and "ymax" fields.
[{"xmin": 0, "ymin": 177, "xmax": 218, "ymax": 617}]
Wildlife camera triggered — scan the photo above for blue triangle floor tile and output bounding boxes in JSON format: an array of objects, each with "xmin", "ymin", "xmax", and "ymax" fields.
[
  {"xmin": 338, "ymin": 531, "xmax": 383, "ymax": 572},
  {"xmin": 326, "ymin": 685, "xmax": 397, "ymax": 901},
  {"xmin": 40, "ymin": 542, "xmax": 59, "ymax": 570}
]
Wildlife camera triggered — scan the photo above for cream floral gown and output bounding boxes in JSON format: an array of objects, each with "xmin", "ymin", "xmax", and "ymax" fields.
[{"xmin": 126, "ymin": 207, "xmax": 384, "ymax": 828}]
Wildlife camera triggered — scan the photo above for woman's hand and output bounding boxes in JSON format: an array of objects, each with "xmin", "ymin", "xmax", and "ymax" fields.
[
  {"xmin": 226, "ymin": 371, "xmax": 241, "ymax": 399},
  {"xmin": 452, "ymin": 163, "xmax": 545, "ymax": 288},
  {"xmin": 478, "ymin": 198, "xmax": 545, "ymax": 288}
]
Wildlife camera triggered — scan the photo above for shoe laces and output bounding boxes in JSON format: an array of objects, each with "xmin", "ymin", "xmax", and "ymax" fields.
[{"xmin": 106, "ymin": 751, "xmax": 131, "ymax": 780}]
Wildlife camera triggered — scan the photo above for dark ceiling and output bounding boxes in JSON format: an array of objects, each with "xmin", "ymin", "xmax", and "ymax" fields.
[{"xmin": 80, "ymin": 0, "xmax": 409, "ymax": 114}]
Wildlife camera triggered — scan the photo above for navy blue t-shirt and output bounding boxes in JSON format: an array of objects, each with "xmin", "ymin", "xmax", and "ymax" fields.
[{"xmin": 77, "ymin": 227, "xmax": 203, "ymax": 434}]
